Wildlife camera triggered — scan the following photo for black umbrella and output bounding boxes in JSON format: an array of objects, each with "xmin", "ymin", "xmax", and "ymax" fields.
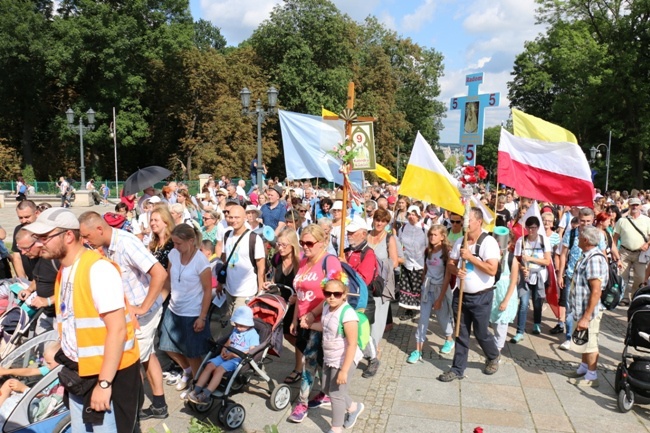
[{"xmin": 123, "ymin": 166, "xmax": 172, "ymax": 196}]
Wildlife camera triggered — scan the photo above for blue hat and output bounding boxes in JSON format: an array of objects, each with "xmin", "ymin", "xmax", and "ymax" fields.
[{"xmin": 231, "ymin": 306, "xmax": 254, "ymax": 327}]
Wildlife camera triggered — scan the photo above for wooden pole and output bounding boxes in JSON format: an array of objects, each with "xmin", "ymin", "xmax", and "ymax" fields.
[
  {"xmin": 338, "ymin": 82, "xmax": 355, "ymax": 259},
  {"xmin": 454, "ymin": 203, "xmax": 471, "ymax": 338},
  {"xmin": 454, "ymin": 231, "xmax": 469, "ymax": 337}
]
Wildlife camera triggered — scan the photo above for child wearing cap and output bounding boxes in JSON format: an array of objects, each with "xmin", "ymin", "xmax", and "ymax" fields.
[{"xmin": 187, "ymin": 306, "xmax": 259, "ymax": 404}]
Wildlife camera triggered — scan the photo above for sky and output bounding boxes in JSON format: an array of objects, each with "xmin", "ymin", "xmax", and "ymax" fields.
[{"xmin": 189, "ymin": 0, "xmax": 546, "ymax": 145}]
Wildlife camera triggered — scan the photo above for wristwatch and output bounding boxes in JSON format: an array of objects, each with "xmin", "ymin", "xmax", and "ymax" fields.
[{"xmin": 98, "ymin": 379, "xmax": 112, "ymax": 389}]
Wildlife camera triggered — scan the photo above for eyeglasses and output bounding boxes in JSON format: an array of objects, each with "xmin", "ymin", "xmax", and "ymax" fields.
[
  {"xmin": 450, "ymin": 220, "xmax": 462, "ymax": 224},
  {"xmin": 276, "ymin": 242, "xmax": 289, "ymax": 248},
  {"xmin": 526, "ymin": 226, "xmax": 539, "ymax": 229},
  {"xmin": 18, "ymin": 242, "xmax": 37, "ymax": 253},
  {"xmin": 34, "ymin": 230, "xmax": 67, "ymax": 244},
  {"xmin": 323, "ymin": 290, "xmax": 344, "ymax": 299},
  {"xmin": 299, "ymin": 240, "xmax": 318, "ymax": 248},
  {"xmin": 203, "ymin": 216, "xmax": 214, "ymax": 220}
]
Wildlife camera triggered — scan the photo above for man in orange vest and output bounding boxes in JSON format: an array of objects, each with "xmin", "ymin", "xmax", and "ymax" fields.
[{"xmin": 26, "ymin": 208, "xmax": 142, "ymax": 433}]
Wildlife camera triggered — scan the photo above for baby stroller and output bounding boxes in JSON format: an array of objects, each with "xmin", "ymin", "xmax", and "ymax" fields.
[
  {"xmin": 0, "ymin": 286, "xmax": 43, "ymax": 361},
  {"xmin": 186, "ymin": 290, "xmax": 292, "ymax": 430},
  {"xmin": 615, "ymin": 285, "xmax": 650, "ymax": 412},
  {"xmin": 0, "ymin": 330, "xmax": 70, "ymax": 433}
]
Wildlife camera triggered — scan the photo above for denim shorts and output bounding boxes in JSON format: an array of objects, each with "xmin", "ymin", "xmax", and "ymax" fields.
[
  {"xmin": 210, "ymin": 355, "xmax": 241, "ymax": 372},
  {"xmin": 158, "ymin": 309, "xmax": 211, "ymax": 359}
]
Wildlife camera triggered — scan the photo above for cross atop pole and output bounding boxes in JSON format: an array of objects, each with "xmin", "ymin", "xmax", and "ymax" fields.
[{"xmin": 449, "ymin": 72, "xmax": 500, "ymax": 165}]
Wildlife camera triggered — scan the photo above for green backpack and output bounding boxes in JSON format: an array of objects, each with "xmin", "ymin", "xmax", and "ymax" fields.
[{"xmin": 338, "ymin": 304, "xmax": 370, "ymax": 350}]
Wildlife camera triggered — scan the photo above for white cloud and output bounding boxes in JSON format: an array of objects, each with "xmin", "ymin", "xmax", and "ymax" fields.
[
  {"xmin": 401, "ymin": 0, "xmax": 438, "ymax": 32},
  {"xmin": 199, "ymin": 0, "xmax": 280, "ymax": 45},
  {"xmin": 378, "ymin": 11, "xmax": 397, "ymax": 31}
]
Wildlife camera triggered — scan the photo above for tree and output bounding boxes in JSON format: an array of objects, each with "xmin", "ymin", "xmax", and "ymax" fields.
[
  {"xmin": 193, "ymin": 19, "xmax": 227, "ymax": 52},
  {"xmin": 509, "ymin": 0, "xmax": 650, "ymax": 188}
]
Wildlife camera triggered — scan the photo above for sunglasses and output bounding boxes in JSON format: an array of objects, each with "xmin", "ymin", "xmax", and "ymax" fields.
[
  {"xmin": 223, "ymin": 210, "xmax": 230, "ymax": 215},
  {"xmin": 299, "ymin": 210, "xmax": 307, "ymax": 213},
  {"xmin": 450, "ymin": 220, "xmax": 462, "ymax": 224},
  {"xmin": 323, "ymin": 290, "xmax": 344, "ymax": 299},
  {"xmin": 299, "ymin": 240, "xmax": 318, "ymax": 248},
  {"xmin": 526, "ymin": 225, "xmax": 539, "ymax": 229}
]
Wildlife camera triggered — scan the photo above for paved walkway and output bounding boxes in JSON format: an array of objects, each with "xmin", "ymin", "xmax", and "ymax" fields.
[{"xmin": 0, "ymin": 201, "xmax": 647, "ymax": 432}]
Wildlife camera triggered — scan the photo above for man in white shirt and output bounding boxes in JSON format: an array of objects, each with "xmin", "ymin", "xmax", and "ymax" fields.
[
  {"xmin": 78, "ymin": 212, "xmax": 169, "ymax": 419},
  {"xmin": 217, "ymin": 206, "xmax": 265, "ymax": 336},
  {"xmin": 439, "ymin": 207, "xmax": 501, "ymax": 382}
]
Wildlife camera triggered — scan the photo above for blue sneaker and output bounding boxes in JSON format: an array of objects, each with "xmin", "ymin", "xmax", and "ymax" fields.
[
  {"xmin": 532, "ymin": 324, "xmax": 541, "ymax": 335},
  {"xmin": 440, "ymin": 340, "xmax": 455, "ymax": 354},
  {"xmin": 407, "ymin": 350, "xmax": 422, "ymax": 364},
  {"xmin": 510, "ymin": 333, "xmax": 524, "ymax": 344},
  {"xmin": 343, "ymin": 403, "xmax": 365, "ymax": 429}
]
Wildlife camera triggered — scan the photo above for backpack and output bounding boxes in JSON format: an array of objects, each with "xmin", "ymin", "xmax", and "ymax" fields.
[
  {"xmin": 322, "ymin": 254, "xmax": 374, "ymax": 323},
  {"xmin": 360, "ymin": 247, "xmax": 385, "ymax": 298},
  {"xmin": 586, "ymin": 251, "xmax": 623, "ymax": 310},
  {"xmin": 337, "ymin": 303, "xmax": 370, "ymax": 350},
  {"xmin": 473, "ymin": 232, "xmax": 502, "ymax": 284},
  {"xmin": 223, "ymin": 230, "xmax": 261, "ymax": 275},
  {"xmin": 568, "ymin": 227, "xmax": 578, "ymax": 251}
]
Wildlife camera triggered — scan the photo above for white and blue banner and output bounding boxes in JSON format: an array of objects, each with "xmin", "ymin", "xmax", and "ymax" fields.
[{"xmin": 278, "ymin": 110, "xmax": 364, "ymax": 189}]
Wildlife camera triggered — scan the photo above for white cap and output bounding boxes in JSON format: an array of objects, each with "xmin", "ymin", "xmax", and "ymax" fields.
[
  {"xmin": 24, "ymin": 208, "xmax": 80, "ymax": 234},
  {"xmin": 332, "ymin": 201, "xmax": 343, "ymax": 210},
  {"xmin": 148, "ymin": 196, "xmax": 162, "ymax": 204},
  {"xmin": 407, "ymin": 205, "xmax": 421, "ymax": 216}
]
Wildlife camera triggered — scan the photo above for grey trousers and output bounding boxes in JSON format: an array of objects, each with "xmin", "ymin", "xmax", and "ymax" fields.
[{"xmin": 323, "ymin": 365, "xmax": 353, "ymax": 427}]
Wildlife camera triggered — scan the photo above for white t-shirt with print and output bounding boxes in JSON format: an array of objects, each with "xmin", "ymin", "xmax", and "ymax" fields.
[
  {"xmin": 59, "ymin": 259, "xmax": 125, "ymax": 362},
  {"xmin": 168, "ymin": 249, "xmax": 210, "ymax": 317},
  {"xmin": 321, "ymin": 303, "xmax": 363, "ymax": 369},
  {"xmin": 223, "ymin": 231, "xmax": 265, "ymax": 298},
  {"xmin": 450, "ymin": 232, "xmax": 501, "ymax": 294},
  {"xmin": 514, "ymin": 234, "xmax": 551, "ymax": 281}
]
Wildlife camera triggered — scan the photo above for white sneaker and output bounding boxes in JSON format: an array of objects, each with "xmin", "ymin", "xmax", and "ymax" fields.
[{"xmin": 559, "ymin": 340, "xmax": 571, "ymax": 351}]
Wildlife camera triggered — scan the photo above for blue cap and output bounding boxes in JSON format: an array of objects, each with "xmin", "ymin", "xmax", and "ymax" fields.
[{"xmin": 231, "ymin": 305, "xmax": 254, "ymax": 327}]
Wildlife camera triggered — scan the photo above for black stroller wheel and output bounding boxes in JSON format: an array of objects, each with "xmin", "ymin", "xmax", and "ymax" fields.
[
  {"xmin": 270, "ymin": 384, "xmax": 291, "ymax": 411},
  {"xmin": 618, "ymin": 389, "xmax": 635, "ymax": 412},
  {"xmin": 222, "ymin": 403, "xmax": 246, "ymax": 430}
]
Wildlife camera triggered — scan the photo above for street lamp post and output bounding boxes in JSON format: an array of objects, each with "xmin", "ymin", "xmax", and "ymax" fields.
[
  {"xmin": 66, "ymin": 108, "xmax": 96, "ymax": 188},
  {"xmin": 589, "ymin": 130, "xmax": 612, "ymax": 191},
  {"xmin": 110, "ymin": 107, "xmax": 118, "ymax": 198},
  {"xmin": 240, "ymin": 87, "xmax": 278, "ymax": 191}
]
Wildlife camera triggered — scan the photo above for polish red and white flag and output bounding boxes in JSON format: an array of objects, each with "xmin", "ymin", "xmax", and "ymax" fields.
[{"xmin": 498, "ymin": 109, "xmax": 594, "ymax": 207}]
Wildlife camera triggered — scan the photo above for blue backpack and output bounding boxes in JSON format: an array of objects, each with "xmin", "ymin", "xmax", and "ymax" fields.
[{"xmin": 322, "ymin": 254, "xmax": 374, "ymax": 323}]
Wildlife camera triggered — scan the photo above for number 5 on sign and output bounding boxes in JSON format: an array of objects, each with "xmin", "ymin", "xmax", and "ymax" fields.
[{"xmin": 465, "ymin": 144, "xmax": 476, "ymax": 165}]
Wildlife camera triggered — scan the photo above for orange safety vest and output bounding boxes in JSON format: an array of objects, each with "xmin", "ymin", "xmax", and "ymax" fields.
[{"xmin": 55, "ymin": 249, "xmax": 140, "ymax": 377}]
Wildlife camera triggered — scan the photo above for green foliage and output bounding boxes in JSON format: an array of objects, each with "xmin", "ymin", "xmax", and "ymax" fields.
[
  {"xmin": 186, "ymin": 418, "xmax": 222, "ymax": 433},
  {"xmin": 509, "ymin": 0, "xmax": 650, "ymax": 188},
  {"xmin": 0, "ymin": 0, "xmax": 446, "ymax": 185}
]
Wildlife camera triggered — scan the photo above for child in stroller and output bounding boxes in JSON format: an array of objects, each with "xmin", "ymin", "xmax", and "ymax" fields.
[{"xmin": 187, "ymin": 306, "xmax": 259, "ymax": 404}]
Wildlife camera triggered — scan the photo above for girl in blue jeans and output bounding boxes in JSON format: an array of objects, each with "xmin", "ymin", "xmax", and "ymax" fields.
[
  {"xmin": 407, "ymin": 225, "xmax": 454, "ymax": 363},
  {"xmin": 511, "ymin": 216, "xmax": 551, "ymax": 343}
]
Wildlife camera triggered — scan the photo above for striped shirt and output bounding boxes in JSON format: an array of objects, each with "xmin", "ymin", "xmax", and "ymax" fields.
[
  {"xmin": 104, "ymin": 229, "xmax": 162, "ymax": 321},
  {"xmin": 569, "ymin": 247, "xmax": 607, "ymax": 321}
]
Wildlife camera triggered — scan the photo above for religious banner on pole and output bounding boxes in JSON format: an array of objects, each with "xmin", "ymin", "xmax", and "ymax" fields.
[
  {"xmin": 449, "ymin": 72, "xmax": 500, "ymax": 165},
  {"xmin": 350, "ymin": 121, "xmax": 376, "ymax": 171}
]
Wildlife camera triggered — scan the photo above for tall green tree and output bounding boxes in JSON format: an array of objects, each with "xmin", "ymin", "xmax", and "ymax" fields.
[{"xmin": 509, "ymin": 0, "xmax": 650, "ymax": 188}]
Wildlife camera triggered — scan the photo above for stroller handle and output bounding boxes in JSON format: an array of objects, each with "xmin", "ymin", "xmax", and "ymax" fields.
[{"xmin": 265, "ymin": 283, "xmax": 295, "ymax": 297}]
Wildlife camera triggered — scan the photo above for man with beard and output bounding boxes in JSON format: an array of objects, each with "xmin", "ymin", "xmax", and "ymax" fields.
[{"xmin": 25, "ymin": 208, "xmax": 142, "ymax": 433}]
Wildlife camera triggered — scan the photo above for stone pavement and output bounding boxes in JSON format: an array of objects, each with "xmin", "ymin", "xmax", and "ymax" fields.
[{"xmin": 1, "ymin": 201, "xmax": 648, "ymax": 432}]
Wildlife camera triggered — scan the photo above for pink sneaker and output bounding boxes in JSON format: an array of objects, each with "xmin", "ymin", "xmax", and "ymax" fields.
[
  {"xmin": 288, "ymin": 403, "xmax": 308, "ymax": 423},
  {"xmin": 308, "ymin": 392, "xmax": 331, "ymax": 408}
]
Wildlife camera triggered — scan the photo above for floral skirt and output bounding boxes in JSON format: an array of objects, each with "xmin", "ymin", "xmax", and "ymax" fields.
[{"xmin": 398, "ymin": 268, "xmax": 423, "ymax": 310}]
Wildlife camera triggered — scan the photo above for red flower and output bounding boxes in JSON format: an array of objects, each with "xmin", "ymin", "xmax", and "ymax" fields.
[
  {"xmin": 468, "ymin": 175, "xmax": 477, "ymax": 183},
  {"xmin": 464, "ymin": 166, "xmax": 476, "ymax": 175},
  {"xmin": 478, "ymin": 168, "xmax": 488, "ymax": 179}
]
